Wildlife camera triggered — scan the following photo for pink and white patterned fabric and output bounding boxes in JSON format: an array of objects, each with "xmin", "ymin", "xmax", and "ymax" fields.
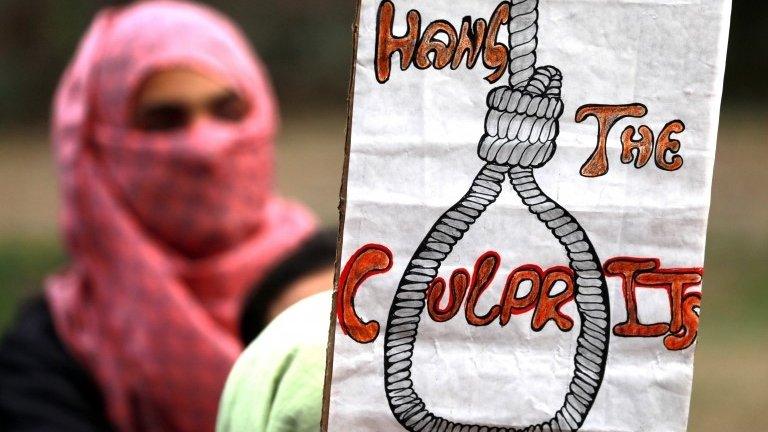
[{"xmin": 46, "ymin": 1, "xmax": 316, "ymax": 430}]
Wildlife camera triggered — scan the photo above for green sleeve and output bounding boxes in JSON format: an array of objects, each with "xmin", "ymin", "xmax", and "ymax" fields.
[{"xmin": 217, "ymin": 291, "xmax": 331, "ymax": 432}]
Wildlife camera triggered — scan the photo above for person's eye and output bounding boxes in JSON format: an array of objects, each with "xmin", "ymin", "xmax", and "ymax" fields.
[
  {"xmin": 134, "ymin": 104, "xmax": 190, "ymax": 131},
  {"xmin": 210, "ymin": 92, "xmax": 250, "ymax": 122}
]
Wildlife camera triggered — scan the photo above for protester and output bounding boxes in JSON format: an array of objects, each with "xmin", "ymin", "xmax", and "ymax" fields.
[
  {"xmin": 216, "ymin": 291, "xmax": 331, "ymax": 432},
  {"xmin": 0, "ymin": 1, "xmax": 334, "ymax": 431}
]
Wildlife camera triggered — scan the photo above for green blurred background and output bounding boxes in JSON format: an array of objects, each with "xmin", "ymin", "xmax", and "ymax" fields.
[{"xmin": 0, "ymin": 1, "xmax": 765, "ymax": 430}]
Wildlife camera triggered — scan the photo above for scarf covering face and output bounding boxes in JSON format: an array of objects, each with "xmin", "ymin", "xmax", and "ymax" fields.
[{"xmin": 46, "ymin": 1, "xmax": 316, "ymax": 430}]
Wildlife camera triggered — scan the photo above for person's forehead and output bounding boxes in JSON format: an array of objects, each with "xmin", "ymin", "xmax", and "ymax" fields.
[{"xmin": 135, "ymin": 67, "xmax": 231, "ymax": 106}]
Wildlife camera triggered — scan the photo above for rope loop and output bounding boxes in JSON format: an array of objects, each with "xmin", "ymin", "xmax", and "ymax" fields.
[{"xmin": 381, "ymin": 1, "xmax": 611, "ymax": 431}]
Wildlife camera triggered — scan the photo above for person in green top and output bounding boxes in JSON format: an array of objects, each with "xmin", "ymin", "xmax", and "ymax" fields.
[{"xmin": 217, "ymin": 291, "xmax": 332, "ymax": 432}]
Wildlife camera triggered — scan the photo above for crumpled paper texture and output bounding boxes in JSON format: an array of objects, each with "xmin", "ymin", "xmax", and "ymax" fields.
[{"xmin": 325, "ymin": 1, "xmax": 730, "ymax": 431}]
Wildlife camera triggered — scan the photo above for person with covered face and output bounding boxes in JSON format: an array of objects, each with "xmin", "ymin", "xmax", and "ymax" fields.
[{"xmin": 0, "ymin": 1, "xmax": 335, "ymax": 431}]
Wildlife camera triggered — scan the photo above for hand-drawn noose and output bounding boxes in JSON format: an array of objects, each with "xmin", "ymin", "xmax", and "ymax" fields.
[{"xmin": 382, "ymin": 1, "xmax": 610, "ymax": 431}]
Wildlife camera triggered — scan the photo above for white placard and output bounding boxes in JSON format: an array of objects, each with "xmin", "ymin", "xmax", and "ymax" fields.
[{"xmin": 323, "ymin": 1, "xmax": 730, "ymax": 431}]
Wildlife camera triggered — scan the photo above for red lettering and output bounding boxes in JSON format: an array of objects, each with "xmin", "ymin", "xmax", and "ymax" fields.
[
  {"xmin": 451, "ymin": 17, "xmax": 486, "ymax": 70},
  {"xmin": 464, "ymin": 252, "xmax": 502, "ymax": 326},
  {"xmin": 605, "ymin": 257, "xmax": 703, "ymax": 350},
  {"xmin": 427, "ymin": 269, "xmax": 470, "ymax": 322},
  {"xmin": 336, "ymin": 244, "xmax": 393, "ymax": 343},
  {"xmin": 575, "ymin": 104, "xmax": 648, "ymax": 177},
  {"xmin": 620, "ymin": 125, "xmax": 654, "ymax": 168},
  {"xmin": 500, "ymin": 265, "xmax": 542, "ymax": 325},
  {"xmin": 374, "ymin": 1, "xmax": 509, "ymax": 83},
  {"xmin": 375, "ymin": 1, "xmax": 420, "ymax": 84},
  {"xmin": 655, "ymin": 120, "xmax": 685, "ymax": 171},
  {"xmin": 664, "ymin": 291, "xmax": 701, "ymax": 351},
  {"xmin": 481, "ymin": 2, "xmax": 510, "ymax": 83},
  {"xmin": 605, "ymin": 257, "xmax": 668, "ymax": 337},
  {"xmin": 532, "ymin": 267, "xmax": 575, "ymax": 331},
  {"xmin": 337, "ymin": 247, "xmax": 703, "ymax": 351},
  {"xmin": 414, "ymin": 21, "xmax": 457, "ymax": 70}
]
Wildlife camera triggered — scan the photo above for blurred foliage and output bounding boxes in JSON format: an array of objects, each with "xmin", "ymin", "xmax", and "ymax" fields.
[
  {"xmin": 0, "ymin": 238, "xmax": 65, "ymax": 330},
  {"xmin": 0, "ymin": 1, "xmax": 766, "ymax": 128}
]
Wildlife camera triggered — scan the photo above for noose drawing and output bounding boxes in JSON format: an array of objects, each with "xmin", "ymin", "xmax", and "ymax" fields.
[{"xmin": 382, "ymin": 0, "xmax": 610, "ymax": 431}]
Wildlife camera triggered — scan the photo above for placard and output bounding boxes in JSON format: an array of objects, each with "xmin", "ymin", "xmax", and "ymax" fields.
[{"xmin": 323, "ymin": 1, "xmax": 731, "ymax": 430}]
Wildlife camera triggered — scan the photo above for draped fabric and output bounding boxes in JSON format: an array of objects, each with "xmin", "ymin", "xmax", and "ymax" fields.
[{"xmin": 45, "ymin": 2, "xmax": 316, "ymax": 430}]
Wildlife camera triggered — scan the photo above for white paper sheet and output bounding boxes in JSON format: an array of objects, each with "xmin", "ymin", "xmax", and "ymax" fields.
[{"xmin": 323, "ymin": 1, "xmax": 731, "ymax": 431}]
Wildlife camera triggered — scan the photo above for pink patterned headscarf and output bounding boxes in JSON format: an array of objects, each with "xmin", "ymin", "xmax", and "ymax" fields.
[{"xmin": 45, "ymin": 1, "xmax": 316, "ymax": 430}]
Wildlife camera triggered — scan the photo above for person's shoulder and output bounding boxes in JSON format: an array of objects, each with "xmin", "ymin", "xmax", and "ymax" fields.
[
  {"xmin": 218, "ymin": 291, "xmax": 332, "ymax": 432},
  {"xmin": 240, "ymin": 228, "xmax": 337, "ymax": 343},
  {"xmin": 0, "ymin": 296, "xmax": 112, "ymax": 431},
  {"xmin": 261, "ymin": 290, "xmax": 332, "ymax": 346},
  {"xmin": 235, "ymin": 290, "xmax": 332, "ymax": 381},
  {"xmin": 0, "ymin": 296, "xmax": 61, "ymax": 363}
]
